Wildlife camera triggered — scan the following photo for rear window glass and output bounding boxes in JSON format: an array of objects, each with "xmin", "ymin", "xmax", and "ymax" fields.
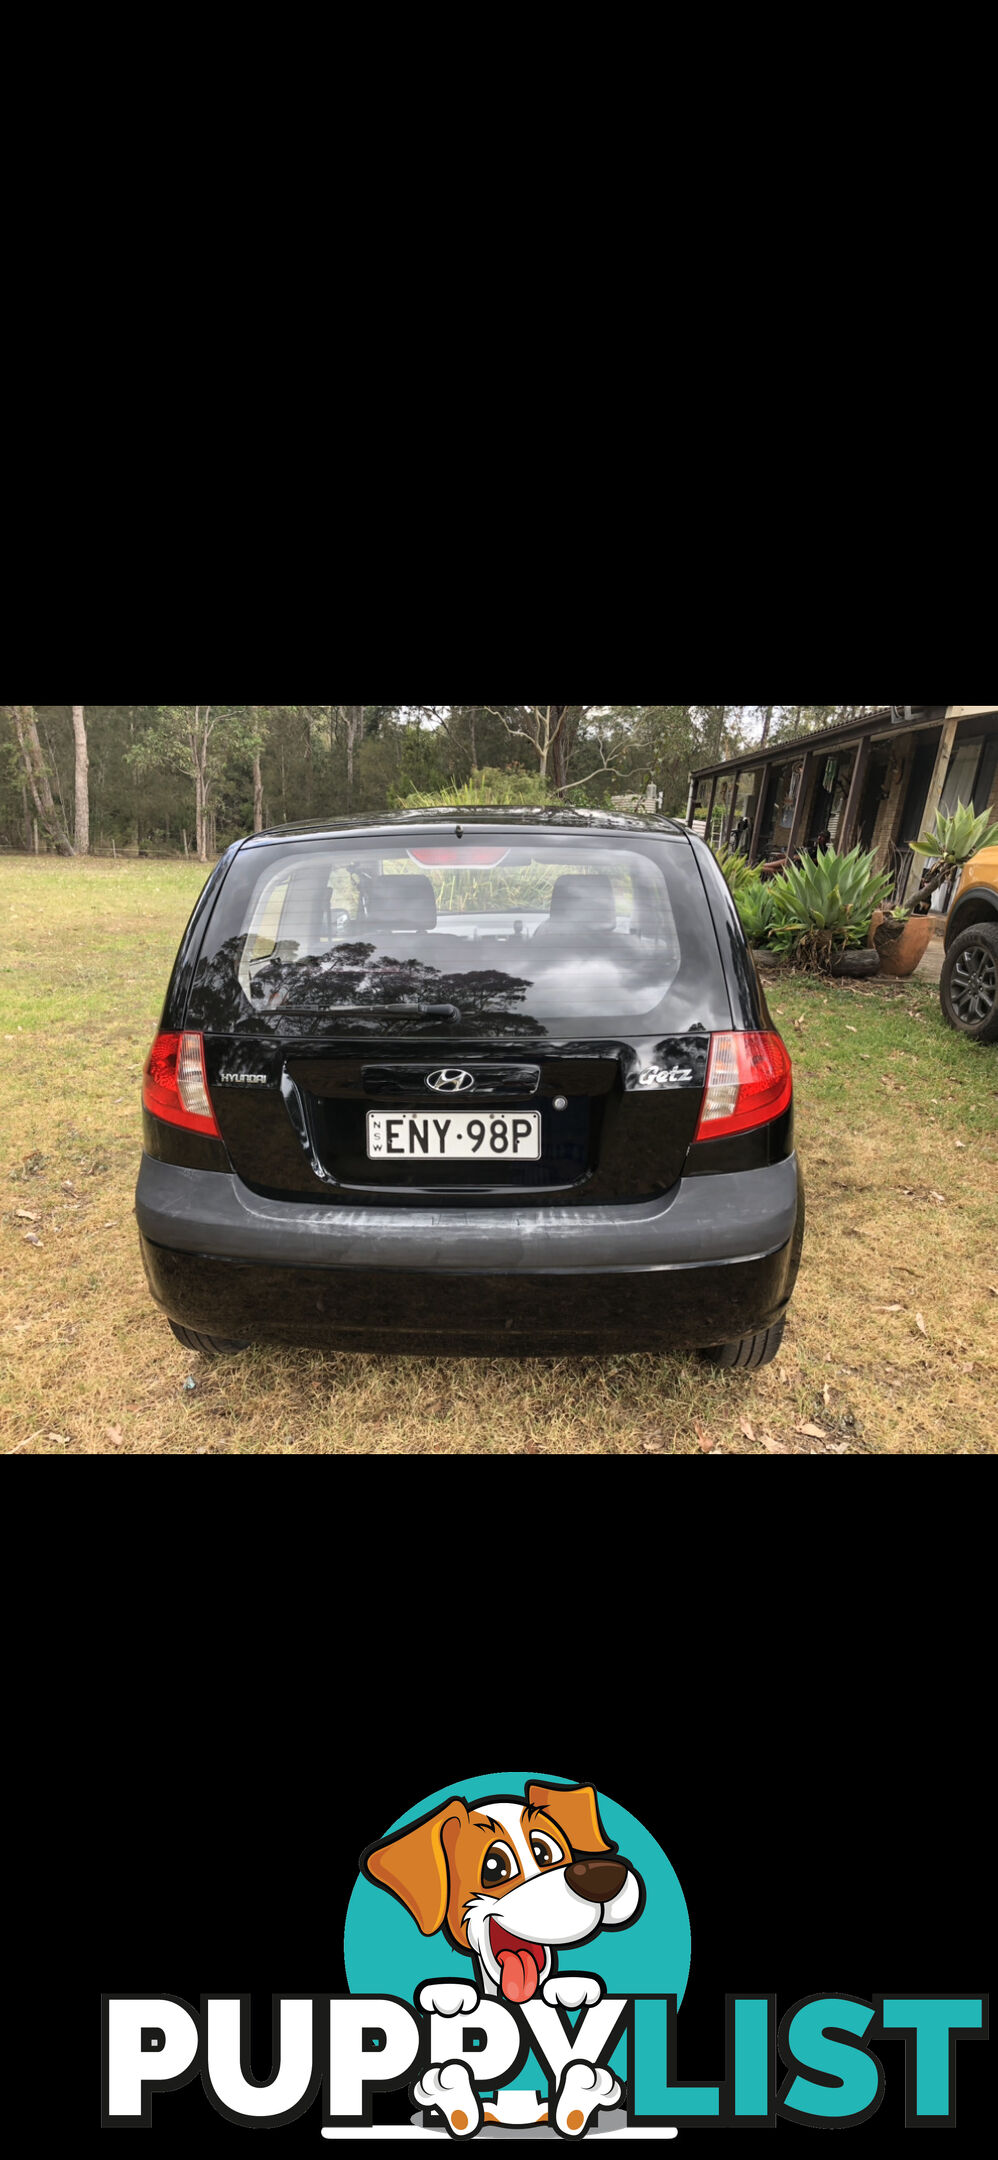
[{"xmin": 187, "ymin": 832, "xmax": 729, "ymax": 1037}]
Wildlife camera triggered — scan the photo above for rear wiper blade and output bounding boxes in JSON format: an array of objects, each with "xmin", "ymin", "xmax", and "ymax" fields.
[{"xmin": 275, "ymin": 1001, "xmax": 463, "ymax": 1021}]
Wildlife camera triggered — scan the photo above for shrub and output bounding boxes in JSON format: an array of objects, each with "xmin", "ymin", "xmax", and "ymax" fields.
[
  {"xmin": 766, "ymin": 845, "xmax": 893, "ymax": 967},
  {"xmin": 910, "ymin": 800, "xmax": 998, "ymax": 873},
  {"xmin": 735, "ymin": 876, "xmax": 776, "ymax": 946},
  {"xmin": 394, "ymin": 766, "xmax": 551, "ymax": 810},
  {"xmin": 711, "ymin": 843, "xmax": 755, "ymax": 897}
]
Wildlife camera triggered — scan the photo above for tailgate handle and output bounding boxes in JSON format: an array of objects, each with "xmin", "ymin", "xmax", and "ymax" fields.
[{"xmin": 280, "ymin": 1070, "xmax": 334, "ymax": 1183}]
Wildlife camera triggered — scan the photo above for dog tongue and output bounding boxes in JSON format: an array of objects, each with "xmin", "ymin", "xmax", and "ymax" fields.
[{"xmin": 497, "ymin": 1947, "xmax": 540, "ymax": 2003}]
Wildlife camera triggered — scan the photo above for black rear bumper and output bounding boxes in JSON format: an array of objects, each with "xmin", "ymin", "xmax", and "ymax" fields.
[{"xmin": 136, "ymin": 1154, "xmax": 804, "ymax": 1354}]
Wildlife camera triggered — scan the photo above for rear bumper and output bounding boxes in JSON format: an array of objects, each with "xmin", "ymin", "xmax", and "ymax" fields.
[{"xmin": 135, "ymin": 1153, "xmax": 804, "ymax": 1352}]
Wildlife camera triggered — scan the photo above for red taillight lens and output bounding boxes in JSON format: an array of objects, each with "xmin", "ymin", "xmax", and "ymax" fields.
[
  {"xmin": 142, "ymin": 1031, "xmax": 220, "ymax": 1136},
  {"xmin": 693, "ymin": 1031, "xmax": 792, "ymax": 1142}
]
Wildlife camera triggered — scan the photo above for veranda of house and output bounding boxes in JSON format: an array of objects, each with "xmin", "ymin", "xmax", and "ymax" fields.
[{"xmin": 687, "ymin": 705, "xmax": 998, "ymax": 909}]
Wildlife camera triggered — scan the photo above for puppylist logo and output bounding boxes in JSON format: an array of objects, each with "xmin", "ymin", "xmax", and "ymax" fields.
[{"xmin": 101, "ymin": 1772, "xmax": 987, "ymax": 2137}]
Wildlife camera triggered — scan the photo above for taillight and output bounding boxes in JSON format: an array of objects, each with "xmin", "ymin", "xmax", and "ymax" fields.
[
  {"xmin": 142, "ymin": 1031, "xmax": 220, "ymax": 1136},
  {"xmin": 693, "ymin": 1031, "xmax": 792, "ymax": 1141}
]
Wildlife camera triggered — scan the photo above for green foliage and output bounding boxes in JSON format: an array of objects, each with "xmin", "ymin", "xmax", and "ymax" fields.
[
  {"xmin": 3, "ymin": 707, "xmax": 992, "ymax": 869},
  {"xmin": 711, "ymin": 843, "xmax": 755, "ymax": 896},
  {"xmin": 734, "ymin": 876, "xmax": 776, "ymax": 945},
  {"xmin": 393, "ymin": 766, "xmax": 552, "ymax": 810},
  {"xmin": 765, "ymin": 845, "xmax": 893, "ymax": 964},
  {"xmin": 910, "ymin": 799, "xmax": 998, "ymax": 867}
]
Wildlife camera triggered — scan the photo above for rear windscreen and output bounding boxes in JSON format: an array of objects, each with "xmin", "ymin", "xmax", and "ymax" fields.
[{"xmin": 186, "ymin": 832, "xmax": 731, "ymax": 1037}]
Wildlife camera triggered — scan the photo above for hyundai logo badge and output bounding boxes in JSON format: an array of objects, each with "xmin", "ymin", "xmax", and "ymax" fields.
[{"xmin": 426, "ymin": 1069, "xmax": 476, "ymax": 1094}]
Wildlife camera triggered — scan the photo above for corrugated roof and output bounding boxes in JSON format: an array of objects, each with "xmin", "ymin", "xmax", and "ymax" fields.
[{"xmin": 690, "ymin": 706, "xmax": 941, "ymax": 780}]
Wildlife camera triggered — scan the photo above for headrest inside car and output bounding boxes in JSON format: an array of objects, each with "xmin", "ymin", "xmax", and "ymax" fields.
[
  {"xmin": 546, "ymin": 873, "xmax": 616, "ymax": 929},
  {"xmin": 363, "ymin": 875, "xmax": 437, "ymax": 929}
]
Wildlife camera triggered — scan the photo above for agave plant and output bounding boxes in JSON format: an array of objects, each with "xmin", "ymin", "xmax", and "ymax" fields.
[
  {"xmin": 766, "ymin": 845, "xmax": 893, "ymax": 966},
  {"xmin": 711, "ymin": 843, "xmax": 755, "ymax": 897},
  {"xmin": 909, "ymin": 799, "xmax": 998, "ymax": 886},
  {"xmin": 734, "ymin": 876, "xmax": 776, "ymax": 946}
]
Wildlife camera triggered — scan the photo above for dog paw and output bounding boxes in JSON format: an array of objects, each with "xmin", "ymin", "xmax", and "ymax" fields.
[
  {"xmin": 542, "ymin": 1974, "xmax": 604, "ymax": 2010},
  {"xmin": 413, "ymin": 2060, "xmax": 481, "ymax": 2139},
  {"xmin": 417, "ymin": 1982, "xmax": 479, "ymax": 2018},
  {"xmin": 554, "ymin": 2060, "xmax": 620, "ymax": 2137}
]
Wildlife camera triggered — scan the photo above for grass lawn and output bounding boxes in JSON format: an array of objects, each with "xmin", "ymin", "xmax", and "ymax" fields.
[{"xmin": 2, "ymin": 856, "xmax": 996, "ymax": 1457}]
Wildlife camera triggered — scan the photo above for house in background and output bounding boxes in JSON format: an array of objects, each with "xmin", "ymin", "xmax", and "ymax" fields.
[{"xmin": 686, "ymin": 706, "xmax": 998, "ymax": 901}]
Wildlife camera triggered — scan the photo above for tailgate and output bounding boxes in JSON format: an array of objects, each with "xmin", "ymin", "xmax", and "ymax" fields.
[{"xmin": 203, "ymin": 1036, "xmax": 710, "ymax": 1204}]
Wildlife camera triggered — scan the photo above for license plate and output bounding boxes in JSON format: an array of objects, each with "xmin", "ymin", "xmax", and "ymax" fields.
[{"xmin": 366, "ymin": 1109, "xmax": 541, "ymax": 1160}]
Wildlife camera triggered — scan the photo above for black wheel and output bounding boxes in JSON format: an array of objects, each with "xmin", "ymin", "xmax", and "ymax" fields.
[
  {"xmin": 168, "ymin": 1321, "xmax": 250, "ymax": 1357},
  {"xmin": 700, "ymin": 1316, "xmax": 786, "ymax": 1369},
  {"xmin": 940, "ymin": 923, "xmax": 998, "ymax": 1043}
]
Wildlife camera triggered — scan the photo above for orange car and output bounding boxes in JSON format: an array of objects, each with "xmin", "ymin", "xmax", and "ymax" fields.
[{"xmin": 941, "ymin": 844, "xmax": 998, "ymax": 1041}]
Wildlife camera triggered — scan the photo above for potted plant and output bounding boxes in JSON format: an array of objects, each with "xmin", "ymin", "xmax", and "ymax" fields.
[
  {"xmin": 873, "ymin": 905, "xmax": 933, "ymax": 977},
  {"xmin": 873, "ymin": 802, "xmax": 998, "ymax": 978}
]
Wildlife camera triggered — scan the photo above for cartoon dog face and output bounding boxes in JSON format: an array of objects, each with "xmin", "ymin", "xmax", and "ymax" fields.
[{"xmin": 362, "ymin": 1781, "xmax": 643, "ymax": 2004}]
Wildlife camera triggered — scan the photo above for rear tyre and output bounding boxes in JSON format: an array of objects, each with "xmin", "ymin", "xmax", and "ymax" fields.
[
  {"xmin": 700, "ymin": 1316, "xmax": 786, "ymax": 1369},
  {"xmin": 940, "ymin": 923, "xmax": 998, "ymax": 1042},
  {"xmin": 168, "ymin": 1321, "xmax": 250, "ymax": 1357}
]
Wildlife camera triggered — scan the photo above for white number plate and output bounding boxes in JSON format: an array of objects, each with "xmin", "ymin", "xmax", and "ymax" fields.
[{"xmin": 366, "ymin": 1109, "xmax": 541, "ymax": 1161}]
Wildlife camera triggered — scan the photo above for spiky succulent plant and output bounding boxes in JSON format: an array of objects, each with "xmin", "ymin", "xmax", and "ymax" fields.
[
  {"xmin": 766, "ymin": 845, "xmax": 893, "ymax": 962},
  {"xmin": 711, "ymin": 843, "xmax": 755, "ymax": 897},
  {"xmin": 910, "ymin": 800, "xmax": 998, "ymax": 869},
  {"xmin": 734, "ymin": 876, "xmax": 776, "ymax": 946}
]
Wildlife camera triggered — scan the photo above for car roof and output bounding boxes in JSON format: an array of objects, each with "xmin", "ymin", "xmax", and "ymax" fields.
[{"xmin": 239, "ymin": 807, "xmax": 691, "ymax": 848}]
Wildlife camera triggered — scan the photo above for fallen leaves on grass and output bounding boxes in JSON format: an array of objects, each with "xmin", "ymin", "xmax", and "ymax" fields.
[
  {"xmin": 796, "ymin": 1421, "xmax": 828, "ymax": 1440},
  {"xmin": 915, "ymin": 1313, "xmax": 928, "ymax": 1337},
  {"xmin": 693, "ymin": 1422, "xmax": 715, "ymax": 1452}
]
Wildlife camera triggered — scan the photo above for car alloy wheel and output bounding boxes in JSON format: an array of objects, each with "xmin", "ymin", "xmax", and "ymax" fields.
[{"xmin": 949, "ymin": 942, "xmax": 998, "ymax": 1026}]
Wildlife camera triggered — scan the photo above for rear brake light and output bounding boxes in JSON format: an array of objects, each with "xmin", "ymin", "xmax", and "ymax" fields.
[
  {"xmin": 693, "ymin": 1031, "xmax": 792, "ymax": 1141},
  {"xmin": 142, "ymin": 1031, "xmax": 220, "ymax": 1136},
  {"xmin": 407, "ymin": 845, "xmax": 510, "ymax": 867}
]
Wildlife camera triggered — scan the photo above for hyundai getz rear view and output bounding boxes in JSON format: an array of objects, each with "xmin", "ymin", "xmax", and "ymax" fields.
[{"xmin": 136, "ymin": 810, "xmax": 804, "ymax": 1365}]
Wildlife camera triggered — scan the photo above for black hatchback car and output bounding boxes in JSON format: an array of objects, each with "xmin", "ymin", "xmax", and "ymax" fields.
[{"xmin": 136, "ymin": 810, "xmax": 804, "ymax": 1367}]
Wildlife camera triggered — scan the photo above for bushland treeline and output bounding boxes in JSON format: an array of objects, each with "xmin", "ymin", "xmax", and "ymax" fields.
[{"xmin": 0, "ymin": 704, "xmax": 876, "ymax": 861}]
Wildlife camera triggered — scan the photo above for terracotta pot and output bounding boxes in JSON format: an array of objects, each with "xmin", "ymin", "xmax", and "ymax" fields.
[{"xmin": 874, "ymin": 914, "xmax": 933, "ymax": 977}]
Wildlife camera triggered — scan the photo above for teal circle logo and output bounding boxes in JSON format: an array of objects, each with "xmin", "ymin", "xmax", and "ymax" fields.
[{"xmin": 344, "ymin": 1770, "xmax": 690, "ymax": 2096}]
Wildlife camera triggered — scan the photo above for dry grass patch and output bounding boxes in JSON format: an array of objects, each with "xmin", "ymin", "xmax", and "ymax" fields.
[{"xmin": 2, "ymin": 859, "xmax": 996, "ymax": 1455}]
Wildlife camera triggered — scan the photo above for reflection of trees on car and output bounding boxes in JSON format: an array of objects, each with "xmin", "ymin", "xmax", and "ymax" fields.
[{"xmin": 261, "ymin": 948, "xmax": 536, "ymax": 1023}]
